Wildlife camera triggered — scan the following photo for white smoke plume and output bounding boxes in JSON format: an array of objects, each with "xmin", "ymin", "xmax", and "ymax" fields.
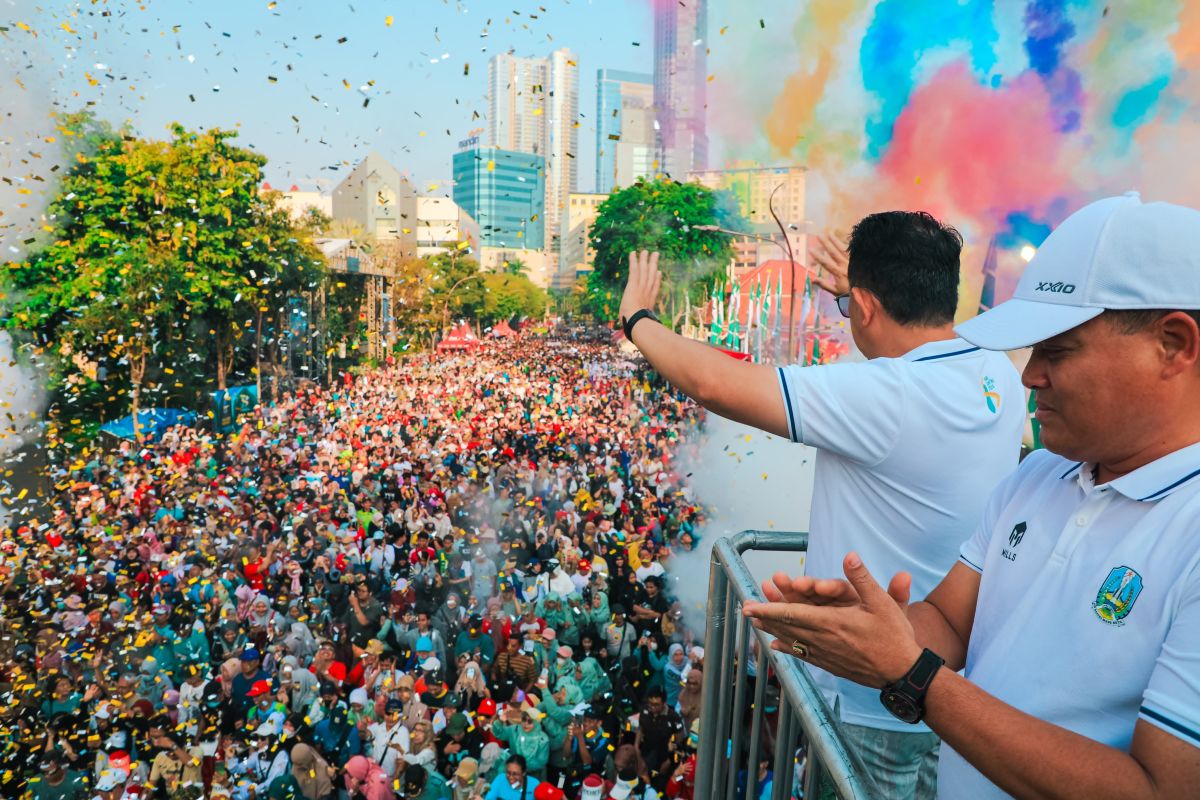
[
  {"xmin": 0, "ymin": 3, "xmax": 64, "ymax": 524},
  {"xmin": 669, "ymin": 413, "xmax": 818, "ymax": 628}
]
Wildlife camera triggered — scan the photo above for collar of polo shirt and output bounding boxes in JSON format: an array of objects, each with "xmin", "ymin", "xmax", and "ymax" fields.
[{"xmin": 1060, "ymin": 439, "xmax": 1200, "ymax": 502}]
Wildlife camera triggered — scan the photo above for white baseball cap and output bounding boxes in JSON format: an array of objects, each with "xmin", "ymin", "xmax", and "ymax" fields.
[{"xmin": 957, "ymin": 192, "xmax": 1200, "ymax": 350}]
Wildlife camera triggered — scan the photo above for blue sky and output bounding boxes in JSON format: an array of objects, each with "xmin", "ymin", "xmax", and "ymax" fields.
[{"xmin": 8, "ymin": 0, "xmax": 654, "ymax": 194}]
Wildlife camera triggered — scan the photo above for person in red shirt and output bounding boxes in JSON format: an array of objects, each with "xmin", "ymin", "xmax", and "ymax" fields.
[{"xmin": 241, "ymin": 542, "xmax": 277, "ymax": 592}]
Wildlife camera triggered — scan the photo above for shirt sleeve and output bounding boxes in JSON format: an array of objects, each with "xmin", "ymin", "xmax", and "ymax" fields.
[
  {"xmin": 1139, "ymin": 568, "xmax": 1200, "ymax": 749},
  {"xmin": 775, "ymin": 361, "xmax": 905, "ymax": 465},
  {"xmin": 958, "ymin": 450, "xmax": 1050, "ymax": 574}
]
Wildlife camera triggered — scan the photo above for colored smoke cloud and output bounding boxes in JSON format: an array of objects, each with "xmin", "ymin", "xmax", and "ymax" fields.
[{"xmin": 708, "ymin": 0, "xmax": 1200, "ymax": 304}]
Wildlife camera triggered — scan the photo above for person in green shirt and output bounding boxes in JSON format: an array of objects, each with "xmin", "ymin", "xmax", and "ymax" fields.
[
  {"xmin": 490, "ymin": 706, "xmax": 550, "ymax": 779},
  {"xmin": 27, "ymin": 752, "xmax": 88, "ymax": 800}
]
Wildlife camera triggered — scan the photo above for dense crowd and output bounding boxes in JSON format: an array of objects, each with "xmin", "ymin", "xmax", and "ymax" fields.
[{"xmin": 0, "ymin": 330, "xmax": 716, "ymax": 800}]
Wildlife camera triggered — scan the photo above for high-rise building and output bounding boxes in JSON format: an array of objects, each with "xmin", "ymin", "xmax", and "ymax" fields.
[
  {"xmin": 653, "ymin": 0, "xmax": 708, "ymax": 178},
  {"xmin": 486, "ymin": 49, "xmax": 578, "ymax": 255},
  {"xmin": 488, "ymin": 54, "xmax": 548, "ymax": 156},
  {"xmin": 596, "ymin": 70, "xmax": 654, "ymax": 194},
  {"xmin": 452, "ymin": 141, "xmax": 546, "ymax": 251},
  {"xmin": 331, "ymin": 152, "xmax": 418, "ymax": 252}
]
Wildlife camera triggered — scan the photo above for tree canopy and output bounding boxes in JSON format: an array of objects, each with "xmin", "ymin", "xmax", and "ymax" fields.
[
  {"xmin": 585, "ymin": 177, "xmax": 745, "ymax": 320},
  {"xmin": 3, "ymin": 116, "xmax": 326, "ymax": 439}
]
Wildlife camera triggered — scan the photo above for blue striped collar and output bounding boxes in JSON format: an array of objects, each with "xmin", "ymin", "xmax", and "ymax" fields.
[
  {"xmin": 902, "ymin": 337, "xmax": 981, "ymax": 363},
  {"xmin": 1061, "ymin": 440, "xmax": 1200, "ymax": 502}
]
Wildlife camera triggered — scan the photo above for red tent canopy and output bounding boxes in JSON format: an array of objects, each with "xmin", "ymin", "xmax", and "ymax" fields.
[
  {"xmin": 490, "ymin": 320, "xmax": 517, "ymax": 338},
  {"xmin": 437, "ymin": 323, "xmax": 480, "ymax": 352}
]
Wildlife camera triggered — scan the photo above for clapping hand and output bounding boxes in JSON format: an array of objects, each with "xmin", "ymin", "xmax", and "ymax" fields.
[{"xmin": 742, "ymin": 552, "xmax": 923, "ymax": 689}]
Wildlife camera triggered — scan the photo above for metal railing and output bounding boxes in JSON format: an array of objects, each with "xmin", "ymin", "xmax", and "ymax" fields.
[{"xmin": 696, "ymin": 530, "xmax": 881, "ymax": 800}]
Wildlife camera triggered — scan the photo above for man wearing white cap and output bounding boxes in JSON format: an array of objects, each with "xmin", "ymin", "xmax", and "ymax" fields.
[{"xmin": 744, "ymin": 192, "xmax": 1200, "ymax": 797}]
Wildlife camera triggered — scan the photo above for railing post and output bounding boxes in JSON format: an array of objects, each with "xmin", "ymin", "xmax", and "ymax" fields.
[
  {"xmin": 695, "ymin": 550, "xmax": 728, "ymax": 800},
  {"xmin": 745, "ymin": 642, "xmax": 768, "ymax": 793},
  {"xmin": 724, "ymin": 611, "xmax": 750, "ymax": 800},
  {"xmin": 707, "ymin": 531, "xmax": 881, "ymax": 800},
  {"xmin": 712, "ymin": 584, "xmax": 738, "ymax": 797}
]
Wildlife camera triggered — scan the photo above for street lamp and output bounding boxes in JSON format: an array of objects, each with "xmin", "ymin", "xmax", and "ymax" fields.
[
  {"xmin": 696, "ymin": 189, "xmax": 802, "ymax": 361},
  {"xmin": 440, "ymin": 272, "xmax": 487, "ymax": 336}
]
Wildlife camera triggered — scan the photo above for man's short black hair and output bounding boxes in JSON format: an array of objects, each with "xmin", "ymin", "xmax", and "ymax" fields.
[
  {"xmin": 505, "ymin": 754, "xmax": 527, "ymax": 772},
  {"xmin": 846, "ymin": 211, "xmax": 963, "ymax": 326},
  {"xmin": 1103, "ymin": 308, "xmax": 1200, "ymax": 335}
]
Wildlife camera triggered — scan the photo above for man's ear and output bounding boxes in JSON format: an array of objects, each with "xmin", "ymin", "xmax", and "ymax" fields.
[
  {"xmin": 850, "ymin": 286, "xmax": 878, "ymax": 327},
  {"xmin": 1158, "ymin": 311, "xmax": 1200, "ymax": 378}
]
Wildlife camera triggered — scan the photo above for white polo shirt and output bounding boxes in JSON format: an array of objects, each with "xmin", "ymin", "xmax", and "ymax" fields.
[
  {"xmin": 939, "ymin": 444, "xmax": 1200, "ymax": 798},
  {"xmin": 777, "ymin": 337, "xmax": 1024, "ymax": 731}
]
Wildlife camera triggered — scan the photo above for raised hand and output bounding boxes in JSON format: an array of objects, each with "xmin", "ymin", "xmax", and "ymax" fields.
[
  {"xmin": 809, "ymin": 232, "xmax": 850, "ymax": 297},
  {"xmin": 619, "ymin": 250, "xmax": 663, "ymax": 325}
]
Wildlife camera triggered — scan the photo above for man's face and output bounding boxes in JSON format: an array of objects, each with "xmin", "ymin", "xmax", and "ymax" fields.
[
  {"xmin": 241, "ymin": 659, "xmax": 259, "ymax": 676},
  {"xmin": 1023, "ymin": 315, "xmax": 1174, "ymax": 464},
  {"xmin": 647, "ymin": 695, "xmax": 665, "ymax": 715}
]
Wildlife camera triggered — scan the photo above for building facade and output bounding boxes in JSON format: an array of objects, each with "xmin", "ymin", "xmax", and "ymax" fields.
[
  {"xmin": 331, "ymin": 153, "xmax": 418, "ymax": 253},
  {"xmin": 595, "ymin": 69, "xmax": 654, "ymax": 194},
  {"xmin": 689, "ymin": 165, "xmax": 807, "ymax": 266},
  {"xmin": 557, "ymin": 192, "xmax": 608, "ymax": 290},
  {"xmin": 268, "ymin": 184, "xmax": 333, "ymax": 222},
  {"xmin": 415, "ymin": 196, "xmax": 481, "ymax": 258},
  {"xmin": 487, "ymin": 49, "xmax": 579, "ymax": 254},
  {"xmin": 452, "ymin": 144, "xmax": 546, "ymax": 251},
  {"xmin": 654, "ymin": 0, "xmax": 708, "ymax": 178}
]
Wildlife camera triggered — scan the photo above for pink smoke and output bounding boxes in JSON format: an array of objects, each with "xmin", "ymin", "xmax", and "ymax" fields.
[{"xmin": 874, "ymin": 62, "xmax": 1075, "ymax": 229}]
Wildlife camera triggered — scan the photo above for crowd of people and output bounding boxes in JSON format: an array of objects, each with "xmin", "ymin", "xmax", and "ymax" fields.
[{"xmin": 0, "ymin": 330, "xmax": 720, "ymax": 800}]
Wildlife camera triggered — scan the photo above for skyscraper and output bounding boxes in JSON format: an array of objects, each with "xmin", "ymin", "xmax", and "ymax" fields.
[
  {"xmin": 653, "ymin": 0, "xmax": 708, "ymax": 177},
  {"xmin": 595, "ymin": 69, "xmax": 654, "ymax": 194},
  {"xmin": 486, "ymin": 49, "xmax": 578, "ymax": 255},
  {"xmin": 452, "ymin": 138, "xmax": 546, "ymax": 251}
]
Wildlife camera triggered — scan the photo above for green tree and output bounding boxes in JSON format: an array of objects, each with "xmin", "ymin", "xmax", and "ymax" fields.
[
  {"xmin": 586, "ymin": 177, "xmax": 744, "ymax": 320},
  {"xmin": 502, "ymin": 257, "xmax": 528, "ymax": 277},
  {"xmin": 480, "ymin": 272, "xmax": 547, "ymax": 324},
  {"xmin": 424, "ymin": 252, "xmax": 485, "ymax": 332},
  {"xmin": 3, "ymin": 117, "xmax": 327, "ymax": 436}
]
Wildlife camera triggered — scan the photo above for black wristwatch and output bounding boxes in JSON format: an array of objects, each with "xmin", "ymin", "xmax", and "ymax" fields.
[
  {"xmin": 880, "ymin": 648, "xmax": 944, "ymax": 724},
  {"xmin": 621, "ymin": 308, "xmax": 659, "ymax": 342}
]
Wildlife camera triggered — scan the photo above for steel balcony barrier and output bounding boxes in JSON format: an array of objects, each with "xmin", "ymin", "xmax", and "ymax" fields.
[{"xmin": 696, "ymin": 530, "xmax": 881, "ymax": 800}]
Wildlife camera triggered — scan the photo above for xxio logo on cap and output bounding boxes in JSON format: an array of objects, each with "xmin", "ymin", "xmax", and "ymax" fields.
[
  {"xmin": 1035, "ymin": 282, "xmax": 1076, "ymax": 294},
  {"xmin": 1093, "ymin": 566, "xmax": 1143, "ymax": 625}
]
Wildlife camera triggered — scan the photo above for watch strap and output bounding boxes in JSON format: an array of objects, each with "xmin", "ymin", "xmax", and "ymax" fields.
[
  {"xmin": 905, "ymin": 648, "xmax": 944, "ymax": 693},
  {"xmin": 622, "ymin": 308, "xmax": 658, "ymax": 341}
]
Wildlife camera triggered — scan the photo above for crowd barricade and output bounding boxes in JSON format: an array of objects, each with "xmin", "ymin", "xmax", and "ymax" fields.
[{"xmin": 696, "ymin": 530, "xmax": 881, "ymax": 800}]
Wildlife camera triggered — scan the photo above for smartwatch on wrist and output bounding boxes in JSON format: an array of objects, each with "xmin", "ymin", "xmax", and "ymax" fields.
[
  {"xmin": 621, "ymin": 308, "xmax": 659, "ymax": 342},
  {"xmin": 880, "ymin": 648, "xmax": 944, "ymax": 724}
]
